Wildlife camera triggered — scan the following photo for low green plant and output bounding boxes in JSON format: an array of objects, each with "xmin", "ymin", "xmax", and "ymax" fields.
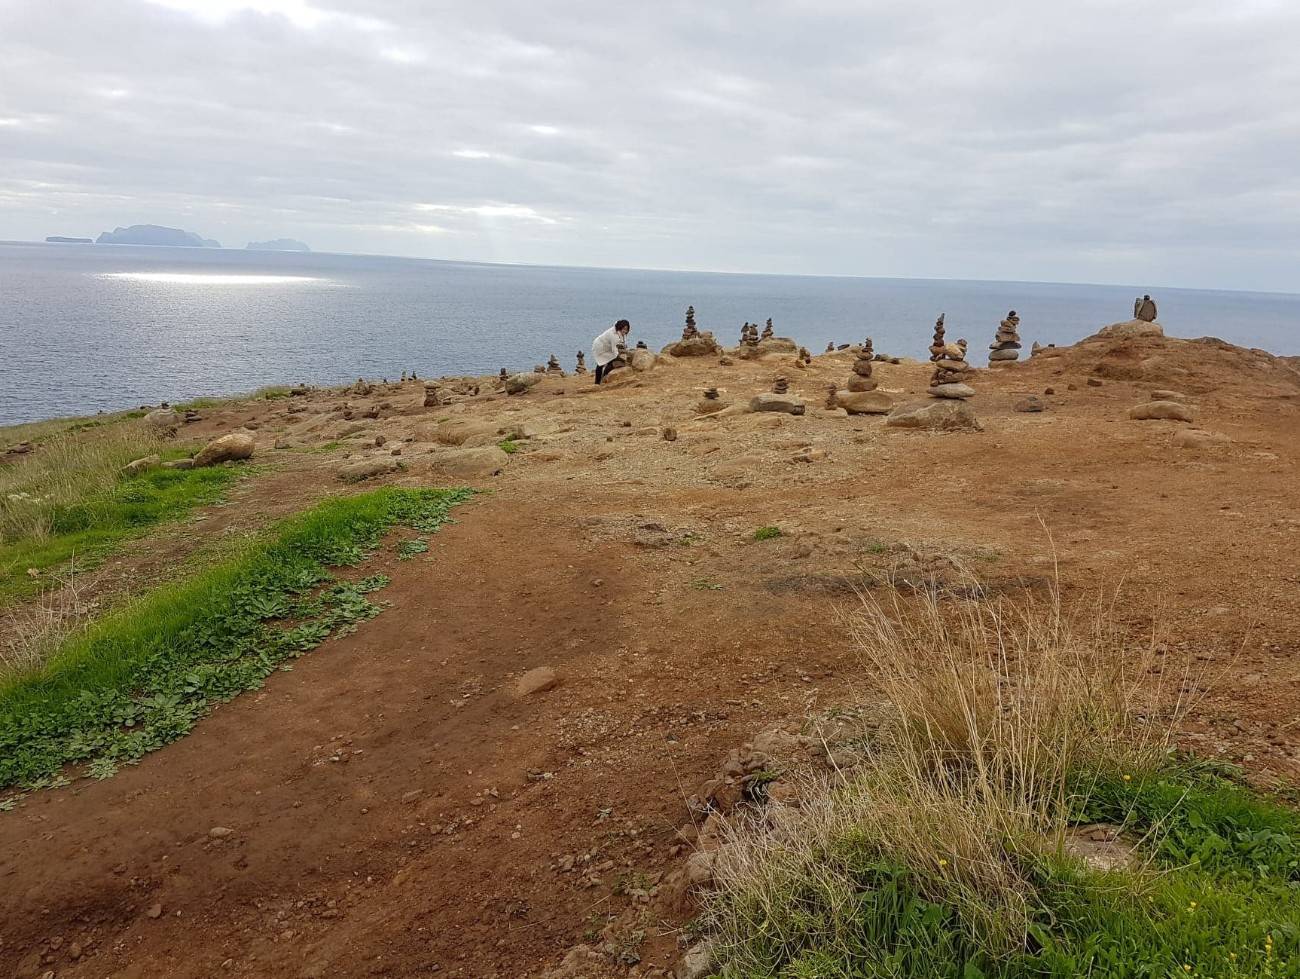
[
  {"xmin": 396, "ymin": 537, "xmax": 429, "ymax": 560},
  {"xmin": 691, "ymin": 578, "xmax": 724, "ymax": 591},
  {"xmin": 0, "ymin": 487, "xmax": 471, "ymax": 796},
  {"xmin": 753, "ymin": 526, "xmax": 782, "ymax": 541},
  {"xmin": 498, "ymin": 439, "xmax": 520, "ymax": 454}
]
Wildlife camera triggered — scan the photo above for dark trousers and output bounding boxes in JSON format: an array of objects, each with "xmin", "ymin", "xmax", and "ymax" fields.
[{"xmin": 595, "ymin": 361, "xmax": 620, "ymax": 384}]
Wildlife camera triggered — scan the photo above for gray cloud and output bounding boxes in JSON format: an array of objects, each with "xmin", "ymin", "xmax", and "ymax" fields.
[{"xmin": 2, "ymin": 0, "xmax": 1298, "ymax": 289}]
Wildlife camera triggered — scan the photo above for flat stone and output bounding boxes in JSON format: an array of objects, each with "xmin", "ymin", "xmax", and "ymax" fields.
[
  {"xmin": 505, "ymin": 373, "xmax": 541, "ymax": 395},
  {"xmin": 431, "ymin": 446, "xmax": 510, "ymax": 478},
  {"xmin": 337, "ymin": 457, "xmax": 400, "ymax": 483},
  {"xmin": 515, "ymin": 666, "xmax": 560, "ymax": 697},
  {"xmin": 1172, "ymin": 428, "xmax": 1231, "ymax": 449},
  {"xmin": 1013, "ymin": 396, "xmax": 1046, "ymax": 413},
  {"xmin": 208, "ymin": 826, "xmax": 235, "ymax": 839},
  {"xmin": 988, "ymin": 349, "xmax": 1020, "ymax": 361},
  {"xmin": 749, "ymin": 393, "xmax": 806, "ymax": 415},
  {"xmin": 929, "ymin": 383, "xmax": 975, "ymax": 399},
  {"xmin": 1129, "ymin": 400, "xmax": 1196, "ymax": 422},
  {"xmin": 886, "ymin": 400, "xmax": 982, "ymax": 432},
  {"xmin": 122, "ymin": 454, "xmax": 161, "ymax": 475},
  {"xmin": 1151, "ymin": 389, "xmax": 1187, "ymax": 401}
]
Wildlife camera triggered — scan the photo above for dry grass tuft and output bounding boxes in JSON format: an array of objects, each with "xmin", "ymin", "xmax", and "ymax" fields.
[
  {"xmin": 0, "ymin": 562, "xmax": 99, "ymax": 682},
  {"xmin": 706, "ymin": 579, "xmax": 1195, "ymax": 967}
]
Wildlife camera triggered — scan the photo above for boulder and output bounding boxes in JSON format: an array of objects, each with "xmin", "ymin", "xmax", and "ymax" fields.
[
  {"xmin": 515, "ymin": 666, "xmax": 560, "ymax": 697},
  {"xmin": 1128, "ymin": 400, "xmax": 1196, "ymax": 422},
  {"xmin": 1172, "ymin": 429, "xmax": 1231, "ymax": 449},
  {"xmin": 988, "ymin": 349, "xmax": 1020, "ymax": 362},
  {"xmin": 929, "ymin": 383, "xmax": 975, "ymax": 399},
  {"xmin": 886, "ymin": 400, "xmax": 982, "ymax": 432},
  {"xmin": 1095, "ymin": 319, "xmax": 1165, "ymax": 339},
  {"xmin": 142, "ymin": 408, "xmax": 181, "ymax": 437},
  {"xmin": 431, "ymin": 446, "xmax": 510, "ymax": 478},
  {"xmin": 664, "ymin": 334, "xmax": 722, "ymax": 357},
  {"xmin": 505, "ymin": 373, "xmax": 541, "ymax": 395},
  {"xmin": 750, "ymin": 393, "xmax": 806, "ymax": 415},
  {"xmin": 695, "ymin": 398, "xmax": 728, "ymax": 415},
  {"xmin": 337, "ymin": 457, "xmax": 400, "ymax": 483},
  {"xmin": 1013, "ymin": 396, "xmax": 1046, "ymax": 413},
  {"xmin": 193, "ymin": 432, "xmax": 255, "ymax": 467},
  {"xmin": 835, "ymin": 390, "xmax": 893, "ymax": 415},
  {"xmin": 756, "ymin": 337, "xmax": 799, "ymax": 355},
  {"xmin": 629, "ymin": 349, "xmax": 658, "ymax": 371}
]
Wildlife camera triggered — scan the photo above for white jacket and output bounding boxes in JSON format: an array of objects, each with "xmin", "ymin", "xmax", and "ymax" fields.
[{"xmin": 592, "ymin": 326, "xmax": 623, "ymax": 367}]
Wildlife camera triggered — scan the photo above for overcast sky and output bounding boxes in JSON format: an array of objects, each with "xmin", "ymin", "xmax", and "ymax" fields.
[{"xmin": 2, "ymin": 0, "xmax": 1299, "ymax": 291}]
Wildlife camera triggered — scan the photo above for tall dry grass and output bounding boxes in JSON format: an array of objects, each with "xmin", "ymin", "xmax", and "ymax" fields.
[
  {"xmin": 705, "ymin": 580, "xmax": 1194, "ymax": 968},
  {"xmin": 0, "ymin": 424, "xmax": 162, "ymax": 545}
]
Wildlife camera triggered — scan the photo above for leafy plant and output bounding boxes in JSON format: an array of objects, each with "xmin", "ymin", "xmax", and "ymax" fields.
[
  {"xmin": 753, "ymin": 526, "xmax": 782, "ymax": 541},
  {"xmin": 498, "ymin": 439, "xmax": 520, "ymax": 454},
  {"xmin": 396, "ymin": 538, "xmax": 429, "ymax": 560}
]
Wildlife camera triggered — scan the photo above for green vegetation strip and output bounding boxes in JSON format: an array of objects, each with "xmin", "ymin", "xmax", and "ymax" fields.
[
  {"xmin": 709, "ymin": 764, "xmax": 1300, "ymax": 979},
  {"xmin": 0, "ymin": 487, "xmax": 471, "ymax": 796},
  {"xmin": 1, "ymin": 459, "xmax": 239, "ymax": 603}
]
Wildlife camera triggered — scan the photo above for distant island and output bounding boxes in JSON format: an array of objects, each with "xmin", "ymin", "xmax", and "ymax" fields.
[
  {"xmin": 45, "ymin": 236, "xmax": 93, "ymax": 244},
  {"xmin": 246, "ymin": 238, "xmax": 310, "ymax": 252},
  {"xmin": 96, "ymin": 224, "xmax": 221, "ymax": 248}
]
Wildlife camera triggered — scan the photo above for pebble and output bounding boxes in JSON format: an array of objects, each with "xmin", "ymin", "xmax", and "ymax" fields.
[
  {"xmin": 146, "ymin": 903, "xmax": 164, "ymax": 919},
  {"xmin": 208, "ymin": 826, "xmax": 234, "ymax": 839}
]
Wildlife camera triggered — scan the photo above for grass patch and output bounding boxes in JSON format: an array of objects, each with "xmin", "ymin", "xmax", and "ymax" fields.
[
  {"xmin": 1, "ymin": 445, "xmax": 240, "ymax": 606},
  {"xmin": 753, "ymin": 526, "xmax": 782, "ymax": 542},
  {"xmin": 691, "ymin": 578, "xmax": 724, "ymax": 591},
  {"xmin": 700, "ymin": 585, "xmax": 1300, "ymax": 978},
  {"xmin": 0, "ymin": 487, "xmax": 471, "ymax": 796},
  {"xmin": 498, "ymin": 439, "xmax": 520, "ymax": 454}
]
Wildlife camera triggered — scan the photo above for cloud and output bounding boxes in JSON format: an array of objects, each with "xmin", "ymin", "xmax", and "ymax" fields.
[{"xmin": 1, "ymin": 0, "xmax": 1298, "ymax": 289}]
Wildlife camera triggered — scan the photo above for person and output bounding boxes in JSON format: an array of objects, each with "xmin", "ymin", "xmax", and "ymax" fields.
[{"xmin": 592, "ymin": 318, "xmax": 631, "ymax": 384}]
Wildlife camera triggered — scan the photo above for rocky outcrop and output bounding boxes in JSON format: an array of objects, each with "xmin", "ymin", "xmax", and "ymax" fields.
[
  {"xmin": 750, "ymin": 393, "xmax": 806, "ymax": 415},
  {"xmin": 1129, "ymin": 400, "xmax": 1196, "ymax": 422},
  {"xmin": 664, "ymin": 335, "xmax": 722, "ymax": 357},
  {"xmin": 886, "ymin": 400, "xmax": 982, "ymax": 432},
  {"xmin": 1094, "ymin": 319, "xmax": 1164, "ymax": 340},
  {"xmin": 835, "ymin": 390, "xmax": 893, "ymax": 414}
]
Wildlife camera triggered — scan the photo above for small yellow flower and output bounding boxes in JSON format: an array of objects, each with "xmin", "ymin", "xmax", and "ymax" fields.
[
  {"xmin": 1123, "ymin": 774, "xmax": 1132, "ymax": 782},
  {"xmin": 1189, "ymin": 901, "xmax": 1198, "ymax": 910},
  {"xmin": 938, "ymin": 858, "xmax": 949, "ymax": 867},
  {"xmin": 1183, "ymin": 965, "xmax": 1191, "ymax": 973}
]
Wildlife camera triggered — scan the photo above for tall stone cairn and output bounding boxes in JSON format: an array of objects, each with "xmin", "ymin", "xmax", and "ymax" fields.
[
  {"xmin": 682, "ymin": 305, "xmax": 699, "ymax": 340},
  {"xmin": 989, "ymin": 311, "xmax": 1021, "ymax": 363},
  {"xmin": 928, "ymin": 314, "xmax": 947, "ymax": 362},
  {"xmin": 761, "ymin": 318, "xmax": 775, "ymax": 341},
  {"xmin": 825, "ymin": 341, "xmax": 835, "ymax": 353},
  {"xmin": 929, "ymin": 335, "xmax": 974, "ymax": 400},
  {"xmin": 498, "ymin": 367, "xmax": 509, "ymax": 385},
  {"xmin": 772, "ymin": 375, "xmax": 789, "ymax": 394},
  {"xmin": 546, "ymin": 354, "xmax": 564, "ymax": 376},
  {"xmin": 574, "ymin": 351, "xmax": 588, "ymax": 374},
  {"xmin": 799, "ymin": 346, "xmax": 812, "ymax": 364},
  {"xmin": 825, "ymin": 383, "xmax": 839, "ymax": 409},
  {"xmin": 847, "ymin": 337, "xmax": 878, "ymax": 392}
]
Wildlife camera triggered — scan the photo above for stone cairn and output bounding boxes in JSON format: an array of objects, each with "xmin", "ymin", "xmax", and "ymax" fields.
[
  {"xmin": 825, "ymin": 383, "xmax": 838, "ymax": 409},
  {"xmin": 682, "ymin": 305, "xmax": 699, "ymax": 340},
  {"xmin": 825, "ymin": 341, "xmax": 835, "ymax": 352},
  {"xmin": 929, "ymin": 332, "xmax": 974, "ymax": 400},
  {"xmin": 423, "ymin": 382, "xmax": 441, "ymax": 407},
  {"xmin": 928, "ymin": 314, "xmax": 947, "ymax": 362},
  {"xmin": 703, "ymin": 386, "xmax": 720, "ymax": 401},
  {"xmin": 574, "ymin": 351, "xmax": 587, "ymax": 374},
  {"xmin": 546, "ymin": 354, "xmax": 564, "ymax": 376},
  {"xmin": 847, "ymin": 337, "xmax": 877, "ymax": 391},
  {"xmin": 761, "ymin": 318, "xmax": 775, "ymax": 341},
  {"xmin": 498, "ymin": 367, "xmax": 509, "ymax": 385},
  {"xmin": 989, "ymin": 310, "xmax": 1022, "ymax": 363},
  {"xmin": 635, "ymin": 340, "xmax": 648, "ymax": 350},
  {"xmin": 772, "ymin": 375, "xmax": 789, "ymax": 395},
  {"xmin": 798, "ymin": 346, "xmax": 812, "ymax": 364}
]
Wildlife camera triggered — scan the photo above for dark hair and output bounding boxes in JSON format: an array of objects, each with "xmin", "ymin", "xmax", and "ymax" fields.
[{"xmin": 615, "ymin": 319, "xmax": 630, "ymax": 332}]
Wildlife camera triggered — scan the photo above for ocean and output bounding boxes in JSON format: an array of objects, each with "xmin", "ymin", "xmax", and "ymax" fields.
[{"xmin": 1, "ymin": 240, "xmax": 1297, "ymax": 427}]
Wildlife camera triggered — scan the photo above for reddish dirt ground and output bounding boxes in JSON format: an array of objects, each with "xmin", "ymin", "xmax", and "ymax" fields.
[{"xmin": 2, "ymin": 326, "xmax": 1299, "ymax": 977}]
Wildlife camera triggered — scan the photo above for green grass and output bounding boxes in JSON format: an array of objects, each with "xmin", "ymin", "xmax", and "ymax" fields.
[
  {"xmin": 0, "ymin": 487, "xmax": 471, "ymax": 796},
  {"xmin": 706, "ymin": 764, "xmax": 1300, "ymax": 979},
  {"xmin": 0, "ymin": 461, "xmax": 240, "ymax": 605},
  {"xmin": 753, "ymin": 526, "xmax": 783, "ymax": 541},
  {"xmin": 498, "ymin": 439, "xmax": 521, "ymax": 454}
]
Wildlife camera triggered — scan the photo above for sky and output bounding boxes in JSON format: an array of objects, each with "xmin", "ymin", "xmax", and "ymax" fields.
[{"xmin": 1, "ymin": 0, "xmax": 1299, "ymax": 291}]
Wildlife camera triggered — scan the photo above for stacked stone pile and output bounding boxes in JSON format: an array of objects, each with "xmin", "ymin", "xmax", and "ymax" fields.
[
  {"xmin": 989, "ymin": 311, "xmax": 1021, "ymax": 364},
  {"xmin": 847, "ymin": 338, "xmax": 877, "ymax": 392},
  {"xmin": 574, "ymin": 351, "xmax": 587, "ymax": 374},
  {"xmin": 929, "ymin": 337, "xmax": 975, "ymax": 400}
]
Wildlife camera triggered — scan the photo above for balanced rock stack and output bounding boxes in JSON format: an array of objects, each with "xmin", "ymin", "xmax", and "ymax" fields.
[
  {"xmin": 798, "ymin": 346, "xmax": 812, "ymax": 364},
  {"xmin": 988, "ymin": 311, "xmax": 1022, "ymax": 364},
  {"xmin": 682, "ymin": 306, "xmax": 699, "ymax": 340},
  {"xmin": 574, "ymin": 351, "xmax": 587, "ymax": 374},
  {"xmin": 929, "ymin": 338, "xmax": 975, "ymax": 400},
  {"xmin": 825, "ymin": 341, "xmax": 835, "ymax": 353},
  {"xmin": 928, "ymin": 314, "xmax": 947, "ymax": 362},
  {"xmin": 772, "ymin": 376, "xmax": 789, "ymax": 395},
  {"xmin": 498, "ymin": 367, "xmax": 509, "ymax": 384},
  {"xmin": 423, "ymin": 382, "xmax": 441, "ymax": 407},
  {"xmin": 825, "ymin": 383, "xmax": 839, "ymax": 409},
  {"xmin": 696, "ymin": 386, "xmax": 726, "ymax": 415},
  {"xmin": 761, "ymin": 318, "xmax": 775, "ymax": 341},
  {"xmin": 847, "ymin": 338, "xmax": 877, "ymax": 392},
  {"xmin": 546, "ymin": 354, "xmax": 564, "ymax": 376}
]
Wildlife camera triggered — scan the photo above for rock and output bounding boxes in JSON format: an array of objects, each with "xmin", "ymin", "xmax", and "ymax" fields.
[
  {"xmin": 193, "ymin": 432, "xmax": 255, "ymax": 467},
  {"xmin": 515, "ymin": 666, "xmax": 560, "ymax": 697},
  {"xmin": 1095, "ymin": 319, "xmax": 1164, "ymax": 339},
  {"xmin": 662, "ymin": 427, "xmax": 678, "ymax": 442},
  {"xmin": 1129, "ymin": 400, "xmax": 1196, "ymax": 422},
  {"xmin": 928, "ymin": 383, "xmax": 975, "ymax": 399},
  {"xmin": 431, "ymin": 446, "xmax": 510, "ymax": 478},
  {"xmin": 792, "ymin": 447, "xmax": 827, "ymax": 463},
  {"xmin": 712, "ymin": 454, "xmax": 765, "ymax": 478},
  {"xmin": 1086, "ymin": 377, "xmax": 1106, "ymax": 386},
  {"xmin": 1013, "ymin": 396, "xmax": 1046, "ymax": 413},
  {"xmin": 750, "ymin": 393, "xmax": 806, "ymax": 415},
  {"xmin": 208, "ymin": 826, "xmax": 234, "ymax": 839},
  {"xmin": 1151, "ymin": 389, "xmax": 1187, "ymax": 401},
  {"xmin": 121, "ymin": 454, "xmax": 161, "ymax": 475},
  {"xmin": 274, "ymin": 437, "xmax": 292, "ymax": 450},
  {"xmin": 756, "ymin": 337, "xmax": 799, "ymax": 355},
  {"xmin": 337, "ymin": 457, "xmax": 400, "ymax": 482},
  {"xmin": 988, "ymin": 348, "xmax": 1020, "ymax": 361},
  {"xmin": 1172, "ymin": 429, "xmax": 1231, "ymax": 449},
  {"xmin": 835, "ymin": 390, "xmax": 892, "ymax": 415},
  {"xmin": 695, "ymin": 398, "xmax": 728, "ymax": 415},
  {"xmin": 664, "ymin": 335, "xmax": 722, "ymax": 357},
  {"xmin": 146, "ymin": 902, "xmax": 164, "ymax": 919},
  {"xmin": 143, "ymin": 408, "xmax": 181, "ymax": 436},
  {"xmin": 426, "ymin": 420, "xmax": 500, "ymax": 446},
  {"xmin": 676, "ymin": 941, "xmax": 715, "ymax": 979},
  {"xmin": 886, "ymin": 400, "xmax": 982, "ymax": 432},
  {"xmin": 505, "ymin": 373, "xmax": 541, "ymax": 395},
  {"xmin": 162, "ymin": 458, "xmax": 194, "ymax": 470}
]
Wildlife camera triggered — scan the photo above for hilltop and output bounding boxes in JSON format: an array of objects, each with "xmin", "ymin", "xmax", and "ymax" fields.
[
  {"xmin": 1, "ymin": 321, "xmax": 1298, "ymax": 978},
  {"xmin": 95, "ymin": 224, "xmax": 221, "ymax": 247}
]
